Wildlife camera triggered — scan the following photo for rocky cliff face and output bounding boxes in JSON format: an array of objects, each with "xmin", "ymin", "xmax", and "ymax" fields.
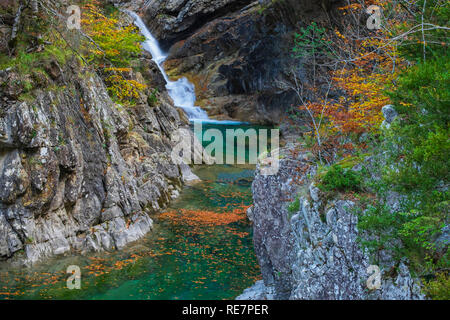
[
  {"xmin": 238, "ymin": 144, "xmax": 425, "ymax": 300},
  {"xmin": 124, "ymin": 0, "xmax": 342, "ymax": 124},
  {"xmin": 0, "ymin": 52, "xmax": 193, "ymax": 266}
]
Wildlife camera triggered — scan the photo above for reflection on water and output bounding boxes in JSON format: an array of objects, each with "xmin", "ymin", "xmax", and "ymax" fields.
[{"xmin": 0, "ymin": 164, "xmax": 261, "ymax": 300}]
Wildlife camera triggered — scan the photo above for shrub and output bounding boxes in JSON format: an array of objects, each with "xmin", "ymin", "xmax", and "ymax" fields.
[
  {"xmin": 288, "ymin": 196, "xmax": 300, "ymax": 213},
  {"xmin": 147, "ymin": 88, "xmax": 159, "ymax": 107},
  {"xmin": 319, "ymin": 164, "xmax": 361, "ymax": 192},
  {"xmin": 358, "ymin": 53, "xmax": 450, "ymax": 299},
  {"xmin": 423, "ymin": 273, "xmax": 450, "ymax": 300}
]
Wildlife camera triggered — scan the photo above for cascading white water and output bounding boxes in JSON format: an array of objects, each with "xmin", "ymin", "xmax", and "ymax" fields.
[{"xmin": 127, "ymin": 11, "xmax": 209, "ymax": 121}]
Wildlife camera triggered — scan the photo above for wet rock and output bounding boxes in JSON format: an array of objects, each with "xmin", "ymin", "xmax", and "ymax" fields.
[{"xmin": 142, "ymin": 0, "xmax": 341, "ymax": 124}]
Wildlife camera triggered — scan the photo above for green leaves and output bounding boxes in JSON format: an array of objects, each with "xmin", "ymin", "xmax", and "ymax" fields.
[
  {"xmin": 287, "ymin": 196, "xmax": 300, "ymax": 213},
  {"xmin": 384, "ymin": 56, "xmax": 449, "ymax": 193},
  {"xmin": 357, "ymin": 53, "xmax": 449, "ymax": 298},
  {"xmin": 398, "ymin": 216, "xmax": 442, "ymax": 250},
  {"xmin": 292, "ymin": 22, "xmax": 331, "ymax": 59},
  {"xmin": 318, "ymin": 164, "xmax": 362, "ymax": 193}
]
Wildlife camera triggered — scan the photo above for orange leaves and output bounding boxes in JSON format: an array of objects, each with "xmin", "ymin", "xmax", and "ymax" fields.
[
  {"xmin": 160, "ymin": 207, "xmax": 248, "ymax": 228},
  {"xmin": 325, "ymin": 63, "xmax": 393, "ymax": 134},
  {"xmin": 338, "ymin": 3, "xmax": 362, "ymax": 11},
  {"xmin": 293, "ymin": 0, "xmax": 409, "ymax": 159},
  {"xmin": 306, "ymin": 24, "xmax": 401, "ymax": 136},
  {"xmin": 335, "ymin": 30, "xmax": 346, "ymax": 40}
]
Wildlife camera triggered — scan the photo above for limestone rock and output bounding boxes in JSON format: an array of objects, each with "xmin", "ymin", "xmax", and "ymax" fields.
[
  {"xmin": 381, "ymin": 105, "xmax": 398, "ymax": 129},
  {"xmin": 236, "ymin": 280, "xmax": 274, "ymax": 300}
]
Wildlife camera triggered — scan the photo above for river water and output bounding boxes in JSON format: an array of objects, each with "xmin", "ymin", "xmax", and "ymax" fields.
[{"xmin": 0, "ymin": 155, "xmax": 261, "ymax": 300}]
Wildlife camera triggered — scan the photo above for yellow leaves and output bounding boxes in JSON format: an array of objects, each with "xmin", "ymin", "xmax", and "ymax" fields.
[
  {"xmin": 399, "ymin": 101, "xmax": 412, "ymax": 107},
  {"xmin": 104, "ymin": 67, "xmax": 132, "ymax": 73},
  {"xmin": 80, "ymin": 1, "xmax": 147, "ymax": 104},
  {"xmin": 307, "ymin": 29, "xmax": 403, "ymax": 136},
  {"xmin": 335, "ymin": 30, "xmax": 346, "ymax": 40},
  {"xmin": 339, "ymin": 3, "xmax": 362, "ymax": 11},
  {"xmin": 105, "ymin": 74, "xmax": 147, "ymax": 102}
]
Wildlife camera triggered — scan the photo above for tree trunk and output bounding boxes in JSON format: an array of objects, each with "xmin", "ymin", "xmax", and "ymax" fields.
[
  {"xmin": 9, "ymin": 2, "xmax": 23, "ymax": 53},
  {"xmin": 31, "ymin": 0, "xmax": 39, "ymax": 16}
]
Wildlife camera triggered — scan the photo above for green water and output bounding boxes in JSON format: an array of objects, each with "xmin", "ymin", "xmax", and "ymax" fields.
[{"xmin": 0, "ymin": 123, "xmax": 267, "ymax": 300}]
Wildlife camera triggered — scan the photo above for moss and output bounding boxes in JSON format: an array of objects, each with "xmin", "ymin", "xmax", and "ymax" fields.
[
  {"xmin": 18, "ymin": 92, "xmax": 35, "ymax": 102},
  {"xmin": 287, "ymin": 195, "xmax": 300, "ymax": 214},
  {"xmin": 257, "ymin": 0, "xmax": 285, "ymax": 14},
  {"xmin": 336, "ymin": 155, "xmax": 362, "ymax": 169}
]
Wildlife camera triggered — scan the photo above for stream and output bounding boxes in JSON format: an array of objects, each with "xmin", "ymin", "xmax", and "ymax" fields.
[{"xmin": 0, "ymin": 148, "xmax": 261, "ymax": 299}]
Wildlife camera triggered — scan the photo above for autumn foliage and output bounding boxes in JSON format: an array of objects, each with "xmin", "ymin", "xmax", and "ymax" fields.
[
  {"xmin": 315, "ymin": 39, "xmax": 398, "ymax": 134},
  {"xmin": 81, "ymin": 1, "xmax": 146, "ymax": 103},
  {"xmin": 293, "ymin": 0, "xmax": 406, "ymax": 157},
  {"xmin": 292, "ymin": 0, "xmax": 449, "ymax": 299}
]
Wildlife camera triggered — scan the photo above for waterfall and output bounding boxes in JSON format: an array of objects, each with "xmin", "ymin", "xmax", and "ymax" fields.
[{"xmin": 127, "ymin": 11, "xmax": 209, "ymax": 121}]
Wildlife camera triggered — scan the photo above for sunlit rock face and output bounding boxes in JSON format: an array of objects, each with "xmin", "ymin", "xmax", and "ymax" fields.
[
  {"xmin": 0, "ymin": 52, "xmax": 193, "ymax": 266},
  {"xmin": 238, "ymin": 145, "xmax": 425, "ymax": 300}
]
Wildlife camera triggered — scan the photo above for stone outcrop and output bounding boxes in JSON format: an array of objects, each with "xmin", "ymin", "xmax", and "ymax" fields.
[
  {"xmin": 0, "ymin": 53, "xmax": 194, "ymax": 266},
  {"xmin": 238, "ymin": 145, "xmax": 425, "ymax": 300},
  {"xmin": 143, "ymin": 0, "xmax": 255, "ymax": 47},
  {"xmin": 381, "ymin": 105, "xmax": 398, "ymax": 129}
]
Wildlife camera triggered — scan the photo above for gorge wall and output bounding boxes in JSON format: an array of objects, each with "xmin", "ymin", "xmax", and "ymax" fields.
[
  {"xmin": 0, "ymin": 10, "xmax": 196, "ymax": 265},
  {"xmin": 122, "ymin": 0, "xmax": 343, "ymax": 124}
]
